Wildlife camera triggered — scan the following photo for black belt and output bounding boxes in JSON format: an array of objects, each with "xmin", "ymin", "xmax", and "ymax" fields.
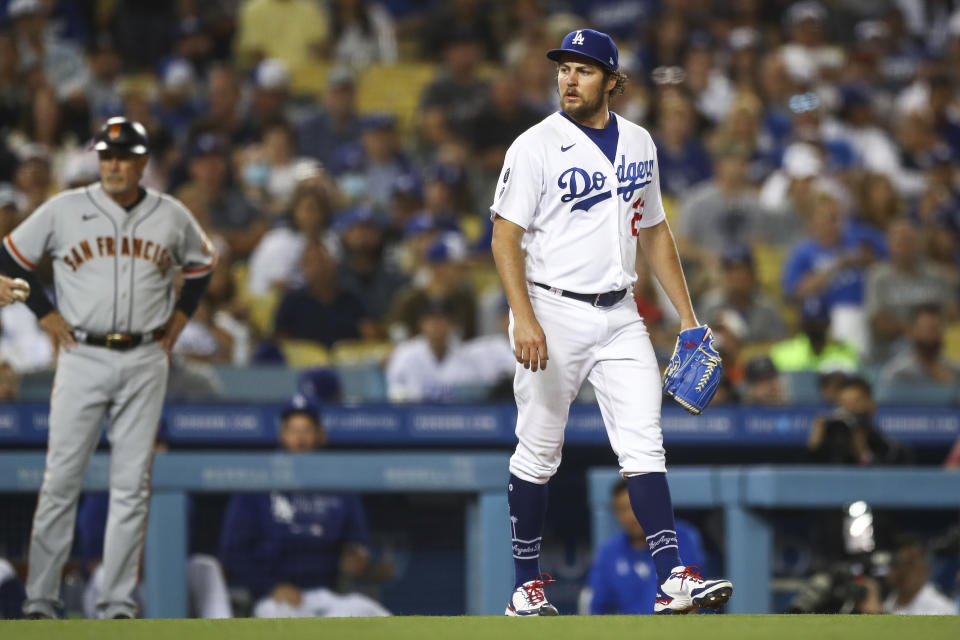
[
  {"xmin": 533, "ymin": 282, "xmax": 628, "ymax": 308},
  {"xmin": 75, "ymin": 328, "xmax": 165, "ymax": 351}
]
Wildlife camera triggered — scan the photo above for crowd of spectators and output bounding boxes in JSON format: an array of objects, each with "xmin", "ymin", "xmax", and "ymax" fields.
[{"xmin": 0, "ymin": 0, "xmax": 959, "ymax": 407}]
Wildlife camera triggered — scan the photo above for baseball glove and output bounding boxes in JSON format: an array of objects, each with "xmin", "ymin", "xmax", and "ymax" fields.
[{"xmin": 662, "ymin": 325, "xmax": 723, "ymax": 415}]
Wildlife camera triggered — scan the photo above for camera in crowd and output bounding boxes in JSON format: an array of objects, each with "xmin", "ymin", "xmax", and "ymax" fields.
[{"xmin": 787, "ymin": 550, "xmax": 891, "ymax": 614}]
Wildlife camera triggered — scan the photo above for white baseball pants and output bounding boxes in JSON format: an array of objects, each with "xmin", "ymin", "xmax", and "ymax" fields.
[{"xmin": 508, "ymin": 284, "xmax": 666, "ymax": 484}]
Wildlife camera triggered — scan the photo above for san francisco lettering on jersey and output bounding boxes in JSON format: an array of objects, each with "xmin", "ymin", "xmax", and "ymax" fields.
[{"xmin": 62, "ymin": 235, "xmax": 172, "ymax": 274}]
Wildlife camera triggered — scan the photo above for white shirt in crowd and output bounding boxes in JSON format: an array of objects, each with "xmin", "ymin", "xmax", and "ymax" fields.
[
  {"xmin": 0, "ymin": 303, "xmax": 53, "ymax": 373},
  {"xmin": 884, "ymin": 584, "xmax": 959, "ymax": 615},
  {"xmin": 386, "ymin": 335, "xmax": 516, "ymax": 402}
]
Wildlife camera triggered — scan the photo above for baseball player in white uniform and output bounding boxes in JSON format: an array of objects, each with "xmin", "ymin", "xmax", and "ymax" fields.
[
  {"xmin": 1, "ymin": 118, "xmax": 217, "ymax": 619},
  {"xmin": 491, "ymin": 30, "xmax": 732, "ymax": 615}
]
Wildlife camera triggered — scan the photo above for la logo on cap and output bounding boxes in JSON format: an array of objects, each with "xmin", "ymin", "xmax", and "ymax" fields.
[
  {"xmin": 571, "ymin": 30, "xmax": 585, "ymax": 45},
  {"xmin": 108, "ymin": 123, "xmax": 123, "ymax": 140}
]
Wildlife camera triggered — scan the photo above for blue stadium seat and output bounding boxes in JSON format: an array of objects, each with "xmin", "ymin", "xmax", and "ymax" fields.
[
  {"xmin": 782, "ymin": 371, "xmax": 822, "ymax": 405},
  {"xmin": 874, "ymin": 383, "xmax": 958, "ymax": 407},
  {"xmin": 335, "ymin": 363, "xmax": 387, "ymax": 403},
  {"xmin": 213, "ymin": 366, "xmax": 300, "ymax": 402},
  {"xmin": 17, "ymin": 370, "xmax": 54, "ymax": 401}
]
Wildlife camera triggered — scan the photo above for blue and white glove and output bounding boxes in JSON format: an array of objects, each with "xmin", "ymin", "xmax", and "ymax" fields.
[{"xmin": 662, "ymin": 325, "xmax": 723, "ymax": 415}]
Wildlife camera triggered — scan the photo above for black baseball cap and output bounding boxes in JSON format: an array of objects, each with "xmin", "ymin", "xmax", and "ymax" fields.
[{"xmin": 547, "ymin": 29, "xmax": 619, "ymax": 72}]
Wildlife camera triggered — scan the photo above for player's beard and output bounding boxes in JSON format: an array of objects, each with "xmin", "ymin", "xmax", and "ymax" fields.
[{"xmin": 561, "ymin": 87, "xmax": 606, "ymax": 123}]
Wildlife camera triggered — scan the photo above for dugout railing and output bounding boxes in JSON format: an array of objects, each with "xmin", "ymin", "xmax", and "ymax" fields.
[
  {"xmin": 0, "ymin": 452, "xmax": 513, "ymax": 617},
  {"xmin": 588, "ymin": 466, "xmax": 960, "ymax": 614}
]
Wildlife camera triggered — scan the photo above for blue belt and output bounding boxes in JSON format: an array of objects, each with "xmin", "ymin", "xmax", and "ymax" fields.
[{"xmin": 533, "ymin": 282, "xmax": 628, "ymax": 308}]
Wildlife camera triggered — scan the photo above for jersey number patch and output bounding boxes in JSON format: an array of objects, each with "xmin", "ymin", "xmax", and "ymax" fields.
[{"xmin": 630, "ymin": 195, "xmax": 644, "ymax": 237}]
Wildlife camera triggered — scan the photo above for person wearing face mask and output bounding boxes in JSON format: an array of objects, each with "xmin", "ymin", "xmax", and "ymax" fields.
[{"xmin": 878, "ymin": 304, "xmax": 960, "ymax": 387}]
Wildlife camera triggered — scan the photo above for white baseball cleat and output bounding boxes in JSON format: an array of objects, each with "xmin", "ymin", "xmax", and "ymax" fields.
[
  {"xmin": 654, "ymin": 566, "xmax": 733, "ymax": 614},
  {"xmin": 504, "ymin": 573, "xmax": 559, "ymax": 616}
]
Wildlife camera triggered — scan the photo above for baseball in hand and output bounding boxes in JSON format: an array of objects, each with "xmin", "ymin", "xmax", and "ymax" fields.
[{"xmin": 11, "ymin": 278, "xmax": 30, "ymax": 302}]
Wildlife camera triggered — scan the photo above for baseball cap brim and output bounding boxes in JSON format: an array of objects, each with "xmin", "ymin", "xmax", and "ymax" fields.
[{"xmin": 546, "ymin": 48, "xmax": 616, "ymax": 71}]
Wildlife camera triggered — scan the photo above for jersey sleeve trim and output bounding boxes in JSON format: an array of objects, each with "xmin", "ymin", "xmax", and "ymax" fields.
[
  {"xmin": 3, "ymin": 235, "xmax": 36, "ymax": 270},
  {"xmin": 182, "ymin": 255, "xmax": 217, "ymax": 278}
]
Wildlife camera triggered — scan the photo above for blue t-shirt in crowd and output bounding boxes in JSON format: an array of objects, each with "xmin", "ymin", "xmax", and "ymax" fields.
[
  {"xmin": 653, "ymin": 136, "xmax": 712, "ymax": 197},
  {"xmin": 781, "ymin": 223, "xmax": 888, "ymax": 308},
  {"xmin": 588, "ymin": 520, "xmax": 706, "ymax": 615},
  {"xmin": 219, "ymin": 492, "xmax": 370, "ymax": 599},
  {"xmin": 273, "ymin": 288, "xmax": 368, "ymax": 347}
]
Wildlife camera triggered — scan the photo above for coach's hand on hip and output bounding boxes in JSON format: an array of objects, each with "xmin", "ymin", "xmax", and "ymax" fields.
[
  {"xmin": 39, "ymin": 311, "xmax": 77, "ymax": 352},
  {"xmin": 161, "ymin": 309, "xmax": 189, "ymax": 354},
  {"xmin": 514, "ymin": 313, "xmax": 548, "ymax": 372}
]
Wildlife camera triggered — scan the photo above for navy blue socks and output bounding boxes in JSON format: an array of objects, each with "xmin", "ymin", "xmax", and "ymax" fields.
[
  {"xmin": 507, "ymin": 474, "xmax": 548, "ymax": 588},
  {"xmin": 626, "ymin": 472, "xmax": 683, "ymax": 584}
]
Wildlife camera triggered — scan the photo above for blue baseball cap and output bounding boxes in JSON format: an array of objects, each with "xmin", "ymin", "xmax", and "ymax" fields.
[
  {"xmin": 333, "ymin": 205, "xmax": 386, "ymax": 231},
  {"xmin": 280, "ymin": 393, "xmax": 322, "ymax": 425},
  {"xmin": 297, "ymin": 367, "xmax": 342, "ymax": 403},
  {"xmin": 547, "ymin": 29, "xmax": 619, "ymax": 72}
]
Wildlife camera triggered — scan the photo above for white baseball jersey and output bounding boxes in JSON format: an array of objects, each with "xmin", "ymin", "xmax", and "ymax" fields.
[
  {"xmin": 490, "ymin": 111, "xmax": 665, "ymax": 294},
  {"xmin": 3, "ymin": 183, "xmax": 216, "ymax": 334}
]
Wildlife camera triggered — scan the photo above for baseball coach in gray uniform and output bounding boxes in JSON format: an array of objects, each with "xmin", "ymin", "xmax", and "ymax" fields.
[{"xmin": 1, "ymin": 118, "xmax": 217, "ymax": 619}]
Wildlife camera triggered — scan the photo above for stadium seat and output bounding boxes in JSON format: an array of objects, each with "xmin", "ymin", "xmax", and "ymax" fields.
[
  {"xmin": 213, "ymin": 366, "xmax": 300, "ymax": 402},
  {"xmin": 781, "ymin": 370, "xmax": 822, "ymax": 405},
  {"xmin": 355, "ymin": 63, "xmax": 436, "ymax": 131},
  {"xmin": 753, "ymin": 243, "xmax": 787, "ymax": 299},
  {"xmin": 945, "ymin": 322, "xmax": 960, "ymax": 362},
  {"xmin": 330, "ymin": 340, "xmax": 392, "ymax": 365},
  {"xmin": 289, "ymin": 60, "xmax": 331, "ymax": 97},
  {"xmin": 335, "ymin": 362, "xmax": 387, "ymax": 403},
  {"xmin": 467, "ymin": 263, "xmax": 503, "ymax": 296},
  {"xmin": 233, "ymin": 261, "xmax": 281, "ymax": 338},
  {"xmin": 17, "ymin": 369, "xmax": 54, "ymax": 401},
  {"xmin": 874, "ymin": 383, "xmax": 958, "ymax": 407},
  {"xmin": 279, "ymin": 340, "xmax": 331, "ymax": 368},
  {"xmin": 739, "ymin": 342, "xmax": 773, "ymax": 365},
  {"xmin": 448, "ymin": 384, "xmax": 490, "ymax": 402}
]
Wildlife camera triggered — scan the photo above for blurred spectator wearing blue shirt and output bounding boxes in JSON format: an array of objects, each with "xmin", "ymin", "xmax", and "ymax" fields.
[
  {"xmin": 653, "ymin": 91, "xmax": 712, "ymax": 197},
  {"xmin": 331, "ymin": 113, "xmax": 415, "ymax": 209},
  {"xmin": 781, "ymin": 187, "xmax": 883, "ymax": 355},
  {"xmin": 273, "ymin": 240, "xmax": 375, "ymax": 346},
  {"xmin": 296, "ymin": 67, "xmax": 363, "ymax": 170},
  {"xmin": 219, "ymin": 395, "xmax": 389, "ymax": 617},
  {"xmin": 585, "ymin": 480, "xmax": 707, "ymax": 615}
]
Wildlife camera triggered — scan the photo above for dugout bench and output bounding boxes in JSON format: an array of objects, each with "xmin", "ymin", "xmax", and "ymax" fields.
[
  {"xmin": 0, "ymin": 452, "xmax": 512, "ymax": 617},
  {"xmin": 588, "ymin": 466, "xmax": 960, "ymax": 614}
]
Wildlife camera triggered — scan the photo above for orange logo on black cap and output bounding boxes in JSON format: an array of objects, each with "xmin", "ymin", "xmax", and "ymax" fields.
[{"xmin": 107, "ymin": 123, "xmax": 123, "ymax": 140}]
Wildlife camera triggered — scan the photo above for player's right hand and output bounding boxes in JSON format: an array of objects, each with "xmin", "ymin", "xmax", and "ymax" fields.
[
  {"xmin": 39, "ymin": 311, "xmax": 77, "ymax": 351},
  {"xmin": 513, "ymin": 315, "xmax": 548, "ymax": 372}
]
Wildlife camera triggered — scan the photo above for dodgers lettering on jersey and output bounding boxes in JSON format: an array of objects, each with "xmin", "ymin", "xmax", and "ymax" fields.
[
  {"xmin": 490, "ymin": 112, "xmax": 665, "ymax": 294},
  {"xmin": 3, "ymin": 183, "xmax": 216, "ymax": 334}
]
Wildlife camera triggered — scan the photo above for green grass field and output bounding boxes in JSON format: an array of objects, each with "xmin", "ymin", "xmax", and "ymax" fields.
[{"xmin": 2, "ymin": 615, "xmax": 959, "ymax": 640}]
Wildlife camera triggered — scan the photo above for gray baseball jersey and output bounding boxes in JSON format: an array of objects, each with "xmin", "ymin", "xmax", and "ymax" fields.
[
  {"xmin": 4, "ymin": 183, "xmax": 216, "ymax": 333},
  {"xmin": 13, "ymin": 182, "xmax": 215, "ymax": 619}
]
